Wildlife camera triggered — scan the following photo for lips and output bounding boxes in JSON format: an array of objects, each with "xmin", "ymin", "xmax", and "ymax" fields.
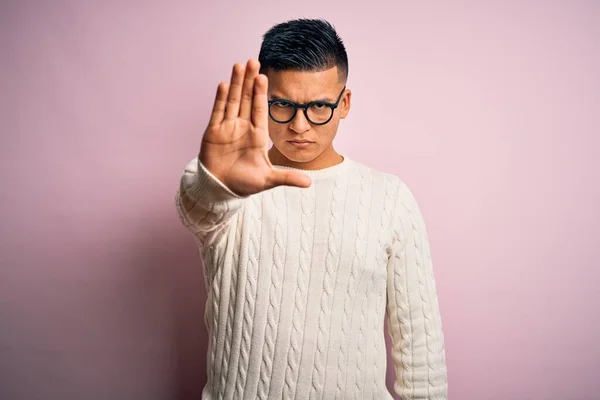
[{"xmin": 288, "ymin": 140, "xmax": 314, "ymax": 148}]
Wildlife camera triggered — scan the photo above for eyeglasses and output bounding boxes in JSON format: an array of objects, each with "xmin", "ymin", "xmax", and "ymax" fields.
[{"xmin": 268, "ymin": 86, "xmax": 346, "ymax": 126}]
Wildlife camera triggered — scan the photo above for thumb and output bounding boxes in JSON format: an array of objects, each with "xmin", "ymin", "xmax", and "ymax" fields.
[{"xmin": 265, "ymin": 168, "xmax": 312, "ymax": 190}]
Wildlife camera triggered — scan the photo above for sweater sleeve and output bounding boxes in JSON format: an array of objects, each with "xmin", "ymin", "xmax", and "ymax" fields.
[
  {"xmin": 175, "ymin": 157, "xmax": 248, "ymax": 247},
  {"xmin": 386, "ymin": 182, "xmax": 447, "ymax": 399}
]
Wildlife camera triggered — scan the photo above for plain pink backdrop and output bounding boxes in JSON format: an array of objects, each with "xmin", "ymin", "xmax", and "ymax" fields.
[{"xmin": 1, "ymin": 1, "xmax": 599, "ymax": 399}]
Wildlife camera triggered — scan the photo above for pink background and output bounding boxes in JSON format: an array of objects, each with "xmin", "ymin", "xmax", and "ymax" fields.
[{"xmin": 1, "ymin": 1, "xmax": 599, "ymax": 399}]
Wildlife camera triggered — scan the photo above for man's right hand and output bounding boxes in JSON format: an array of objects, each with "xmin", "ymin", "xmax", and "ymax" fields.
[{"xmin": 199, "ymin": 59, "xmax": 311, "ymax": 196}]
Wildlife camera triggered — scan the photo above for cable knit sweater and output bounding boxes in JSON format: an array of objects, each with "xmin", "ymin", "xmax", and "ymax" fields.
[{"xmin": 175, "ymin": 155, "xmax": 447, "ymax": 400}]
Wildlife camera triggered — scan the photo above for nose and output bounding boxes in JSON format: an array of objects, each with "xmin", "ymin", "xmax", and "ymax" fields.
[{"xmin": 289, "ymin": 109, "xmax": 311, "ymax": 133}]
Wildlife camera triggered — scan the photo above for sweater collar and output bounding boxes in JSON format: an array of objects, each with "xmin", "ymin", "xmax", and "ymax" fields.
[{"xmin": 273, "ymin": 155, "xmax": 351, "ymax": 179}]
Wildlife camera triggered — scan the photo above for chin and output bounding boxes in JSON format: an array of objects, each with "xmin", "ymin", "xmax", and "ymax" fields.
[
  {"xmin": 280, "ymin": 151, "xmax": 318, "ymax": 163},
  {"xmin": 274, "ymin": 143, "xmax": 321, "ymax": 163}
]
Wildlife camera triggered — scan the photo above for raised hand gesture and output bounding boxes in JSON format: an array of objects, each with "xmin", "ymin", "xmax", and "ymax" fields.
[{"xmin": 199, "ymin": 59, "xmax": 311, "ymax": 196}]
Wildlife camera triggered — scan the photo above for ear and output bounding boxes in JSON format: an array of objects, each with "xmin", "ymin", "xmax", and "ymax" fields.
[{"xmin": 340, "ymin": 89, "xmax": 352, "ymax": 119}]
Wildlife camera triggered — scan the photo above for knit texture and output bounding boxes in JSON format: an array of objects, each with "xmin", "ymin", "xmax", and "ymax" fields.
[{"xmin": 175, "ymin": 156, "xmax": 447, "ymax": 400}]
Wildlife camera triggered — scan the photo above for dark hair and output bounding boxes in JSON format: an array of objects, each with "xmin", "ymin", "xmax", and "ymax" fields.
[{"xmin": 258, "ymin": 18, "xmax": 348, "ymax": 83}]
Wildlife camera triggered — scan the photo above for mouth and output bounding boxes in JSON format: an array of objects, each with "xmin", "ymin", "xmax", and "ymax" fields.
[{"xmin": 288, "ymin": 140, "xmax": 314, "ymax": 148}]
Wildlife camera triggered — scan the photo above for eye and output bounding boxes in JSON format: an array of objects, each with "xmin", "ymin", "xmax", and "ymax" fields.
[
  {"xmin": 273, "ymin": 100, "xmax": 292, "ymax": 108},
  {"xmin": 312, "ymin": 102, "xmax": 327, "ymax": 109}
]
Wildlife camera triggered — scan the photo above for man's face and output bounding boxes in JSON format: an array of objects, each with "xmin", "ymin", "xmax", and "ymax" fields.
[{"xmin": 266, "ymin": 66, "xmax": 351, "ymax": 168}]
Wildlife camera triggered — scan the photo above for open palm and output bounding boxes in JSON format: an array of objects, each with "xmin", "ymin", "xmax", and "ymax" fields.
[{"xmin": 199, "ymin": 59, "xmax": 311, "ymax": 196}]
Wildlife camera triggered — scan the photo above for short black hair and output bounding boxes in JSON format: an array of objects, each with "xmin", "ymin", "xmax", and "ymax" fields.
[{"xmin": 258, "ymin": 18, "xmax": 348, "ymax": 83}]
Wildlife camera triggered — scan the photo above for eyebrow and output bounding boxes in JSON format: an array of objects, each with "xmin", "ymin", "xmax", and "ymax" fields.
[{"xmin": 268, "ymin": 92, "xmax": 336, "ymax": 103}]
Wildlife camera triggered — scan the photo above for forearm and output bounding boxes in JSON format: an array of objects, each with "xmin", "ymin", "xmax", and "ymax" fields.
[
  {"xmin": 175, "ymin": 157, "xmax": 247, "ymax": 245},
  {"xmin": 387, "ymin": 269, "xmax": 447, "ymax": 398}
]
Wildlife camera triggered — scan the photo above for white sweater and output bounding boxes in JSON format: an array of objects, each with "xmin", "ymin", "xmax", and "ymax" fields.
[{"xmin": 175, "ymin": 155, "xmax": 447, "ymax": 400}]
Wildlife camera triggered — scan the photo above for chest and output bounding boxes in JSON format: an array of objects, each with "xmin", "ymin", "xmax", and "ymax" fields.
[{"xmin": 236, "ymin": 182, "xmax": 396, "ymax": 282}]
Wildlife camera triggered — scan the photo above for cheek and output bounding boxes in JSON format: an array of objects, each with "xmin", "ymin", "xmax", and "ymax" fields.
[
  {"xmin": 268, "ymin": 122, "xmax": 284, "ymax": 141},
  {"xmin": 320, "ymin": 124, "xmax": 338, "ymax": 141}
]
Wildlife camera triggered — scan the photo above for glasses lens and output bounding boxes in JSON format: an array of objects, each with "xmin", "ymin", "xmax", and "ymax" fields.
[
  {"xmin": 306, "ymin": 103, "xmax": 333, "ymax": 124},
  {"xmin": 269, "ymin": 101, "xmax": 295, "ymax": 123}
]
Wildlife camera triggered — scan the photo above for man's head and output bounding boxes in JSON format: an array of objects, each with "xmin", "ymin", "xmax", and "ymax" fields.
[{"xmin": 258, "ymin": 18, "xmax": 351, "ymax": 169}]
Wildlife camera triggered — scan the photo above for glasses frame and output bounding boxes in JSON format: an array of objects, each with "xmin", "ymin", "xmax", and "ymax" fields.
[{"xmin": 267, "ymin": 86, "xmax": 347, "ymax": 126}]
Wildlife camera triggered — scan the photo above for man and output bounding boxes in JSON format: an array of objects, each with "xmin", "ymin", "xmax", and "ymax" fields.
[{"xmin": 176, "ymin": 18, "xmax": 447, "ymax": 400}]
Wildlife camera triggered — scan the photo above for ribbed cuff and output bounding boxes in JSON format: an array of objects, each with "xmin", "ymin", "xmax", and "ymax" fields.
[{"xmin": 182, "ymin": 157, "xmax": 248, "ymax": 203}]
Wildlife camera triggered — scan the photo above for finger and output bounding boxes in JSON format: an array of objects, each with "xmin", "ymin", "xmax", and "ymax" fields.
[
  {"xmin": 239, "ymin": 59, "xmax": 260, "ymax": 120},
  {"xmin": 251, "ymin": 74, "xmax": 269, "ymax": 129},
  {"xmin": 224, "ymin": 63, "xmax": 246, "ymax": 120},
  {"xmin": 208, "ymin": 82, "xmax": 229, "ymax": 126},
  {"xmin": 265, "ymin": 169, "xmax": 312, "ymax": 190}
]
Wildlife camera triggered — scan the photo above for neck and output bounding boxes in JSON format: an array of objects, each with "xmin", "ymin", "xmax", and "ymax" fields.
[{"xmin": 268, "ymin": 146, "xmax": 343, "ymax": 170}]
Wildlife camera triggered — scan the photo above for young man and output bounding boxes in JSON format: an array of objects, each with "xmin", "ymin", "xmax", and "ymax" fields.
[{"xmin": 176, "ymin": 18, "xmax": 447, "ymax": 400}]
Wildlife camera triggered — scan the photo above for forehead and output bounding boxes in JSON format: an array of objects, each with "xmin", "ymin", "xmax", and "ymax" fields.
[{"xmin": 266, "ymin": 66, "xmax": 341, "ymax": 102}]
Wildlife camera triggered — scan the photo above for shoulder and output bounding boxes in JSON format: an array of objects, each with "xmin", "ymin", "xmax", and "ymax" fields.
[
  {"xmin": 348, "ymin": 159, "xmax": 416, "ymax": 201},
  {"xmin": 347, "ymin": 158, "xmax": 400, "ymax": 186},
  {"xmin": 349, "ymin": 159, "xmax": 426, "ymax": 225}
]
